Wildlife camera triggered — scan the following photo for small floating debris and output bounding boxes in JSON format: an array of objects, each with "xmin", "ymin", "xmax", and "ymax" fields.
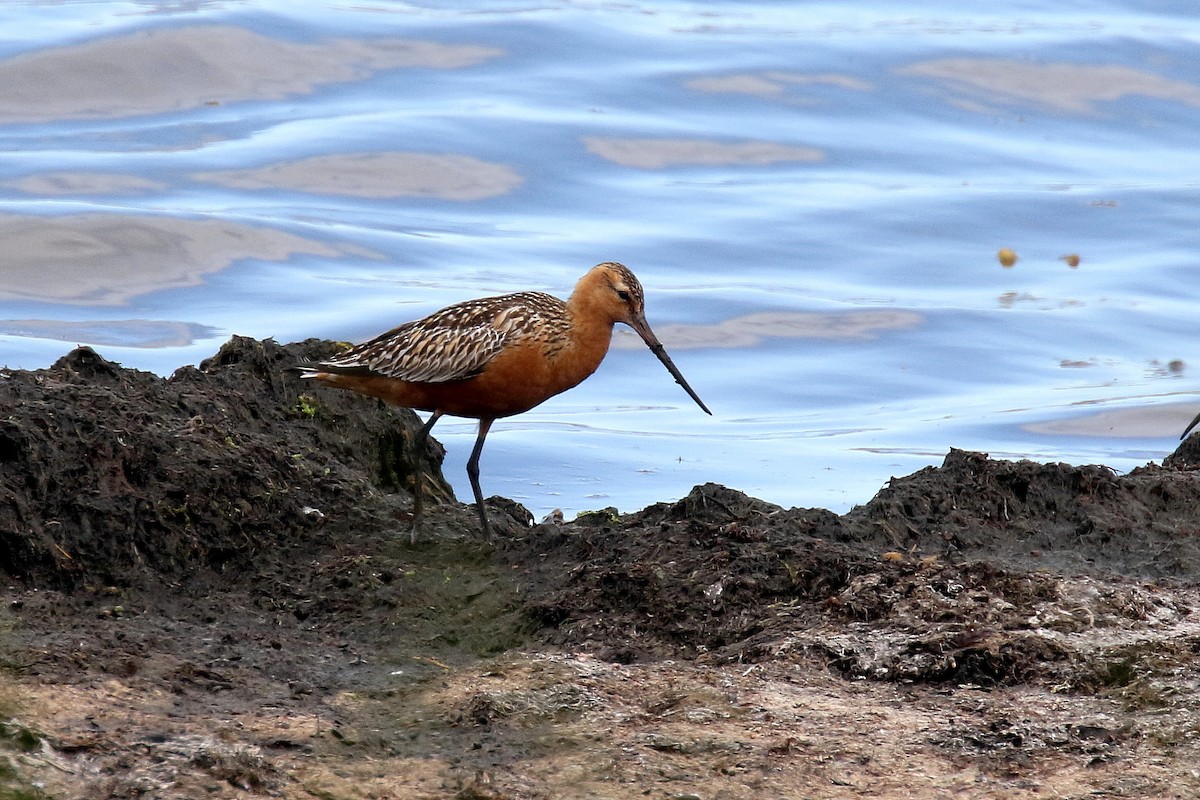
[{"xmin": 997, "ymin": 247, "xmax": 1018, "ymax": 267}]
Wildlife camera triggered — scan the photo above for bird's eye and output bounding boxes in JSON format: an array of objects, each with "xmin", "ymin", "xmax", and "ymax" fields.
[{"xmin": 616, "ymin": 289, "xmax": 631, "ymax": 301}]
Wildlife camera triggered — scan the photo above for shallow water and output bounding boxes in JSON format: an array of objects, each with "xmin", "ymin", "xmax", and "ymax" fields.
[{"xmin": 1, "ymin": 2, "xmax": 1198, "ymax": 519}]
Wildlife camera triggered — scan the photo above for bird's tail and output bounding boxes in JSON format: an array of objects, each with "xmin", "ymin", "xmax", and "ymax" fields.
[
  {"xmin": 289, "ymin": 362, "xmax": 323, "ymax": 380},
  {"xmin": 289, "ymin": 361, "xmax": 371, "ymax": 380},
  {"xmin": 1182, "ymin": 409, "xmax": 1200, "ymax": 440}
]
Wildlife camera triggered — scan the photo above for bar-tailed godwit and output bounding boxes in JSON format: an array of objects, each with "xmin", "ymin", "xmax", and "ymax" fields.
[{"xmin": 297, "ymin": 261, "xmax": 710, "ymax": 537}]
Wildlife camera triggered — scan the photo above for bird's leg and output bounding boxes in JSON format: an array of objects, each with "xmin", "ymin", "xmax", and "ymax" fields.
[
  {"xmin": 466, "ymin": 418, "xmax": 495, "ymax": 539},
  {"xmin": 409, "ymin": 410, "xmax": 443, "ymax": 543}
]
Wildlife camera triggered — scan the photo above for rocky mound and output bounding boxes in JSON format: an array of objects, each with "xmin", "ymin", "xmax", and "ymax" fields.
[{"xmin": 0, "ymin": 337, "xmax": 455, "ymax": 587}]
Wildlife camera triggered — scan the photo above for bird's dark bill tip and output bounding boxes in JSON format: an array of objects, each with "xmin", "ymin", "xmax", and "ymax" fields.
[{"xmin": 648, "ymin": 343, "xmax": 711, "ymax": 415}]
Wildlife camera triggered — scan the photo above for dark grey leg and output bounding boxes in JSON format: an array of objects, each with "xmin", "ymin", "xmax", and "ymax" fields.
[
  {"xmin": 409, "ymin": 410, "xmax": 443, "ymax": 543},
  {"xmin": 466, "ymin": 418, "xmax": 494, "ymax": 538}
]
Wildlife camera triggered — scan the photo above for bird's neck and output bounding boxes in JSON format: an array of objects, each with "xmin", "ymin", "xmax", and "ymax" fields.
[{"xmin": 562, "ymin": 300, "xmax": 616, "ymax": 379}]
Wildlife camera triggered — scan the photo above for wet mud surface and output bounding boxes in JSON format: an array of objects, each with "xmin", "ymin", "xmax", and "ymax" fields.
[{"xmin": 2, "ymin": 337, "xmax": 1200, "ymax": 798}]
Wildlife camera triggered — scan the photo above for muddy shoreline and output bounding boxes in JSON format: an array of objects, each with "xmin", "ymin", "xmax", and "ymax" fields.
[{"xmin": 2, "ymin": 337, "xmax": 1199, "ymax": 798}]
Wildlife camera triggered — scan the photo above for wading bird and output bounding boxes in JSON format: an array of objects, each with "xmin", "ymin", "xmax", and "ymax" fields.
[{"xmin": 296, "ymin": 262, "xmax": 711, "ymax": 538}]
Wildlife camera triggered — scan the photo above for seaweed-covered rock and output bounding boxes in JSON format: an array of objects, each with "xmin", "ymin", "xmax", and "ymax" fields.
[
  {"xmin": 843, "ymin": 448, "xmax": 1200, "ymax": 578},
  {"xmin": 0, "ymin": 336, "xmax": 452, "ymax": 586}
]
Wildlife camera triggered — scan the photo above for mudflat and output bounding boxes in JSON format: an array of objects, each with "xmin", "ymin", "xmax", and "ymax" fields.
[{"xmin": 1, "ymin": 338, "xmax": 1198, "ymax": 799}]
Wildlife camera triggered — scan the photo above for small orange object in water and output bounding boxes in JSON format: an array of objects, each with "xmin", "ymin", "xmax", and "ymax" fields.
[
  {"xmin": 1059, "ymin": 253, "xmax": 1081, "ymax": 268},
  {"xmin": 296, "ymin": 262, "xmax": 711, "ymax": 537},
  {"xmin": 997, "ymin": 247, "xmax": 1018, "ymax": 267}
]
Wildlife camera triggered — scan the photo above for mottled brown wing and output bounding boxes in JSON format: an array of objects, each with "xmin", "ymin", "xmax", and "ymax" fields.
[{"xmin": 316, "ymin": 292, "xmax": 565, "ymax": 384}]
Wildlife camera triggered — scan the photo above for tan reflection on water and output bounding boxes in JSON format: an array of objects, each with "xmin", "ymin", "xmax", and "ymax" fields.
[
  {"xmin": 0, "ymin": 214, "xmax": 346, "ymax": 305},
  {"xmin": 194, "ymin": 152, "xmax": 523, "ymax": 201},
  {"xmin": 1, "ymin": 173, "xmax": 169, "ymax": 196},
  {"xmin": 1024, "ymin": 403, "xmax": 1197, "ymax": 439},
  {"xmin": 686, "ymin": 72, "xmax": 872, "ymax": 97},
  {"xmin": 898, "ymin": 59, "xmax": 1200, "ymax": 113},
  {"xmin": 584, "ymin": 137, "xmax": 824, "ymax": 169},
  {"xmin": 0, "ymin": 25, "xmax": 503, "ymax": 124},
  {"xmin": 612, "ymin": 309, "xmax": 922, "ymax": 350},
  {"xmin": 0, "ymin": 319, "xmax": 211, "ymax": 348}
]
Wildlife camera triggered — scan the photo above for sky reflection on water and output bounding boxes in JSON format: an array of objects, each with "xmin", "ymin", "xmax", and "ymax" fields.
[{"xmin": 1, "ymin": 2, "xmax": 1198, "ymax": 518}]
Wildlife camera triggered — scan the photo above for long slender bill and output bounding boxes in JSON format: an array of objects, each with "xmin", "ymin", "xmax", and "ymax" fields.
[{"xmin": 628, "ymin": 316, "xmax": 712, "ymax": 415}]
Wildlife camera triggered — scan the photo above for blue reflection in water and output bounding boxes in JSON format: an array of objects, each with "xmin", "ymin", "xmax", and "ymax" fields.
[{"xmin": 0, "ymin": 2, "xmax": 1197, "ymax": 518}]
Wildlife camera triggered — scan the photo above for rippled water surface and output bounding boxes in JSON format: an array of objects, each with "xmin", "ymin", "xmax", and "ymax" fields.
[{"xmin": 3, "ymin": 2, "xmax": 1199, "ymax": 519}]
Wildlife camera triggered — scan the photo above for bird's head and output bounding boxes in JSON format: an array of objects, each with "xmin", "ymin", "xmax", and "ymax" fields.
[{"xmin": 573, "ymin": 261, "xmax": 711, "ymax": 415}]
